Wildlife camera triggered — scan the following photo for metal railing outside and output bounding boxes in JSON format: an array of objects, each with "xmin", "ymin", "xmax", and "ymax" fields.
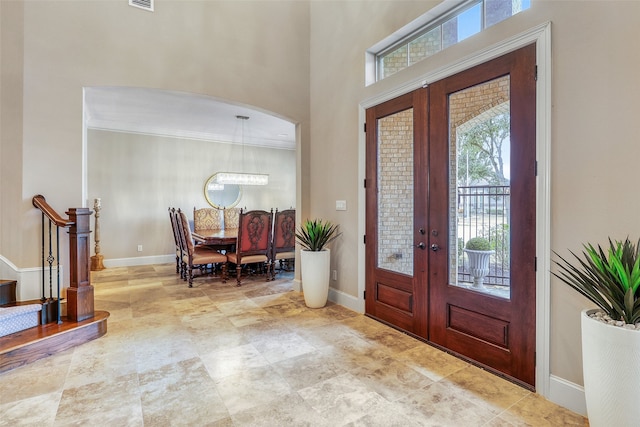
[{"xmin": 457, "ymin": 185, "xmax": 510, "ymax": 288}]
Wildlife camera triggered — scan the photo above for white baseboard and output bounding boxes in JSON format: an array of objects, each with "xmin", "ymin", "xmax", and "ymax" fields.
[
  {"xmin": 103, "ymin": 254, "xmax": 175, "ymax": 268},
  {"xmin": 548, "ymin": 374, "xmax": 586, "ymax": 416},
  {"xmin": 328, "ymin": 286, "xmax": 364, "ymax": 313}
]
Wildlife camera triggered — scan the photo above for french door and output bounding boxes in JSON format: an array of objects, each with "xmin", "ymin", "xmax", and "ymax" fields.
[{"xmin": 365, "ymin": 44, "xmax": 536, "ymax": 388}]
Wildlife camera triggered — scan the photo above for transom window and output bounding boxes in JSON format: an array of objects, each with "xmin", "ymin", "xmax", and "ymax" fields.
[{"xmin": 373, "ymin": 0, "xmax": 531, "ymax": 82}]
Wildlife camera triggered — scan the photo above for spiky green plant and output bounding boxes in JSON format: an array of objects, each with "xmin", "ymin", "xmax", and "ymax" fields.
[
  {"xmin": 552, "ymin": 237, "xmax": 640, "ymax": 324},
  {"xmin": 295, "ymin": 219, "xmax": 341, "ymax": 251}
]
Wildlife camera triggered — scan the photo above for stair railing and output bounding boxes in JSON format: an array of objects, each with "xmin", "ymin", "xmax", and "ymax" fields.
[{"xmin": 32, "ymin": 195, "xmax": 95, "ymax": 323}]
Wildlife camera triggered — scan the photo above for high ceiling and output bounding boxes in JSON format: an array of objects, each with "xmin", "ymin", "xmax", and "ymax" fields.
[{"xmin": 84, "ymin": 87, "xmax": 296, "ymax": 150}]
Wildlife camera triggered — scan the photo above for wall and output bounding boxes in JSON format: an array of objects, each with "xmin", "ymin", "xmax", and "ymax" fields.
[
  {"xmin": 87, "ymin": 129, "xmax": 295, "ymax": 262},
  {"xmin": 0, "ymin": 1, "xmax": 25, "ymax": 266},
  {"xmin": 0, "ymin": 0, "xmax": 309, "ymax": 279},
  {"xmin": 4, "ymin": 0, "xmax": 640, "ymax": 411},
  {"xmin": 308, "ymin": 0, "xmax": 640, "ymax": 396}
]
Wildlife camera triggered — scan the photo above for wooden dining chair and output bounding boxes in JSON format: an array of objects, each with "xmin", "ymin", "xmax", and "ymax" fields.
[
  {"xmin": 169, "ymin": 207, "xmax": 183, "ymax": 275},
  {"xmin": 223, "ymin": 207, "xmax": 241, "ymax": 229},
  {"xmin": 176, "ymin": 209, "xmax": 228, "ymax": 287},
  {"xmin": 193, "ymin": 207, "xmax": 222, "ymax": 232},
  {"xmin": 271, "ymin": 209, "xmax": 295, "ymax": 279},
  {"xmin": 227, "ymin": 209, "xmax": 273, "ymax": 286}
]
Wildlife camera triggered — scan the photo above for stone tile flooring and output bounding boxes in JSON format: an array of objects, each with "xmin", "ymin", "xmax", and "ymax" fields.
[{"xmin": 0, "ymin": 264, "xmax": 588, "ymax": 426}]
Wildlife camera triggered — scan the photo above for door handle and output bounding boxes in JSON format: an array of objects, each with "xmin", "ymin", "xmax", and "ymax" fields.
[
  {"xmin": 431, "ymin": 244, "xmax": 440, "ymax": 252},
  {"xmin": 415, "ymin": 242, "xmax": 426, "ymax": 250}
]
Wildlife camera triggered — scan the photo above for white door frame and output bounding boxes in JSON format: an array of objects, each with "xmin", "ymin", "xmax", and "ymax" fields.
[{"xmin": 357, "ymin": 22, "xmax": 578, "ymax": 413}]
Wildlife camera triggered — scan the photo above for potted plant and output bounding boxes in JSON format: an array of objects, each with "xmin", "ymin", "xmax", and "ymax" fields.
[
  {"xmin": 552, "ymin": 237, "xmax": 640, "ymax": 427},
  {"xmin": 464, "ymin": 237, "xmax": 494, "ymax": 287},
  {"xmin": 295, "ymin": 219, "xmax": 341, "ymax": 308}
]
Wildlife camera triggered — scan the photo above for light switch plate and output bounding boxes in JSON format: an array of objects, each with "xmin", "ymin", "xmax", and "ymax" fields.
[{"xmin": 335, "ymin": 200, "xmax": 347, "ymax": 211}]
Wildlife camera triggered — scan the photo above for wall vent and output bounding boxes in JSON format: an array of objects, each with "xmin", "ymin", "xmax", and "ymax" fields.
[{"xmin": 129, "ymin": 0, "xmax": 153, "ymax": 12}]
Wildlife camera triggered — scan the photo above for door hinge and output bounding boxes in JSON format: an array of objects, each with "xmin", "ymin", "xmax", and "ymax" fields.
[
  {"xmin": 364, "ymin": 179, "xmax": 367, "ymax": 188},
  {"xmin": 535, "ymin": 65, "xmax": 538, "ymax": 81},
  {"xmin": 364, "ymin": 122, "xmax": 367, "ymax": 133},
  {"xmin": 534, "ymin": 351, "xmax": 536, "ymax": 366},
  {"xmin": 535, "ymin": 160, "xmax": 538, "ymax": 176},
  {"xmin": 534, "ymin": 256, "xmax": 537, "ymax": 272},
  {"xmin": 363, "ymin": 235, "xmax": 366, "ymax": 244},
  {"xmin": 363, "ymin": 290, "xmax": 366, "ymax": 299}
]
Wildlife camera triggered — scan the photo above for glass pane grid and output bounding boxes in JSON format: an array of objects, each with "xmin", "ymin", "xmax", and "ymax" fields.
[{"xmin": 376, "ymin": 0, "xmax": 530, "ymax": 81}]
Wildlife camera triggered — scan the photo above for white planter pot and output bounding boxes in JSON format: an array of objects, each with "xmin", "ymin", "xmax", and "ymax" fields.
[
  {"xmin": 300, "ymin": 249, "xmax": 330, "ymax": 308},
  {"xmin": 581, "ymin": 308, "xmax": 640, "ymax": 427},
  {"xmin": 464, "ymin": 249, "xmax": 494, "ymax": 286}
]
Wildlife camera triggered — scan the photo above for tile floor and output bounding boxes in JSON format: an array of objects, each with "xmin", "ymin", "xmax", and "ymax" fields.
[{"xmin": 0, "ymin": 264, "xmax": 588, "ymax": 426}]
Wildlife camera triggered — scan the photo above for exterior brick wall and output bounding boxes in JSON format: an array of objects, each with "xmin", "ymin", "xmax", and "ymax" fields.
[{"xmin": 377, "ymin": 108, "xmax": 413, "ymax": 274}]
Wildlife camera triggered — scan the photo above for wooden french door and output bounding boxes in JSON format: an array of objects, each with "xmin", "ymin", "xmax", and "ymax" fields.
[
  {"xmin": 365, "ymin": 44, "xmax": 537, "ymax": 388},
  {"xmin": 365, "ymin": 89, "xmax": 428, "ymax": 337}
]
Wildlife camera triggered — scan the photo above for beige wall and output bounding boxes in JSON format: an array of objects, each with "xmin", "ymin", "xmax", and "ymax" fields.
[
  {"xmin": 0, "ymin": 0, "xmax": 309, "ymax": 269},
  {"xmin": 4, "ymin": 0, "xmax": 640, "ymax": 400},
  {"xmin": 88, "ymin": 129, "xmax": 295, "ymax": 261},
  {"xmin": 0, "ymin": 1, "xmax": 25, "ymax": 266},
  {"xmin": 308, "ymin": 0, "xmax": 640, "ymax": 387}
]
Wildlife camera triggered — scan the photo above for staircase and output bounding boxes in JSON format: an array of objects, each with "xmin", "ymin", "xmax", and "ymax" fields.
[
  {"xmin": 0, "ymin": 280, "xmax": 41, "ymax": 338},
  {"xmin": 0, "ymin": 196, "xmax": 110, "ymax": 373}
]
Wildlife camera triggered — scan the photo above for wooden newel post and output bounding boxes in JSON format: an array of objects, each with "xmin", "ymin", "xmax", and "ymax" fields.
[{"xmin": 66, "ymin": 207, "xmax": 94, "ymax": 321}]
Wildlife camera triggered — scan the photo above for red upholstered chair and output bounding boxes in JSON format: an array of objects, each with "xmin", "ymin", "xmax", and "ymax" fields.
[
  {"xmin": 226, "ymin": 209, "xmax": 273, "ymax": 286},
  {"xmin": 176, "ymin": 209, "xmax": 228, "ymax": 287},
  {"xmin": 271, "ymin": 209, "xmax": 295, "ymax": 279}
]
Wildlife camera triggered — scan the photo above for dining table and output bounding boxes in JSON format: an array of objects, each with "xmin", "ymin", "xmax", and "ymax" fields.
[{"xmin": 192, "ymin": 228, "xmax": 238, "ymax": 252}]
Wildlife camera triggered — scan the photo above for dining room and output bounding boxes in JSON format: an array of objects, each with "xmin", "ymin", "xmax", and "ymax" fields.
[{"xmin": 85, "ymin": 88, "xmax": 297, "ymax": 270}]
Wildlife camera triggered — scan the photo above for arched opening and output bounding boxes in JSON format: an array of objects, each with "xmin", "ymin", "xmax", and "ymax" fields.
[{"xmin": 82, "ymin": 87, "xmax": 297, "ymax": 266}]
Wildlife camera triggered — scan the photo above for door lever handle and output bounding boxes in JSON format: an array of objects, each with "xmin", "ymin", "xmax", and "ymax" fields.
[{"xmin": 415, "ymin": 242, "xmax": 426, "ymax": 250}]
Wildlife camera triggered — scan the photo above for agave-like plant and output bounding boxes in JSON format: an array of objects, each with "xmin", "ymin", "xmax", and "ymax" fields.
[
  {"xmin": 552, "ymin": 237, "xmax": 640, "ymax": 324},
  {"xmin": 295, "ymin": 219, "xmax": 341, "ymax": 252}
]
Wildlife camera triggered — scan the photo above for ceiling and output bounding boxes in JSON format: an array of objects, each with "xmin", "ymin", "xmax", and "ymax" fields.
[{"xmin": 84, "ymin": 87, "xmax": 296, "ymax": 150}]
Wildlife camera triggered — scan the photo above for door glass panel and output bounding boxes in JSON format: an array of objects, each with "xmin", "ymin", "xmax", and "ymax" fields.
[
  {"xmin": 448, "ymin": 76, "xmax": 511, "ymax": 299},
  {"xmin": 377, "ymin": 109, "xmax": 414, "ymax": 275}
]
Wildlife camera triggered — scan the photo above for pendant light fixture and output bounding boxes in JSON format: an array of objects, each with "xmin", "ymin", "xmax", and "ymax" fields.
[{"xmin": 214, "ymin": 115, "xmax": 269, "ymax": 186}]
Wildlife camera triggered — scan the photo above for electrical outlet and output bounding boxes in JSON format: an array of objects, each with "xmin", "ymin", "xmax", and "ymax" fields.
[
  {"xmin": 332, "ymin": 270, "xmax": 337, "ymax": 281},
  {"xmin": 137, "ymin": 245, "xmax": 143, "ymax": 252}
]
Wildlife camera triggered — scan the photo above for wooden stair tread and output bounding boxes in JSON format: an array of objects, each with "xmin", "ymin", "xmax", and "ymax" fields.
[{"xmin": 0, "ymin": 311, "xmax": 110, "ymax": 373}]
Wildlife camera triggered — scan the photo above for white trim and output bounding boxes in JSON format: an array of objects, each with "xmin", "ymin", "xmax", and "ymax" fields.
[
  {"xmin": 549, "ymin": 375, "xmax": 587, "ymax": 416},
  {"xmin": 329, "ymin": 287, "xmax": 364, "ymax": 313},
  {"xmin": 357, "ymin": 106, "xmax": 367, "ymax": 314},
  {"xmin": 292, "ymin": 278, "xmax": 301, "ymax": 293},
  {"xmin": 358, "ymin": 21, "xmax": 558, "ymax": 405},
  {"xmin": 534, "ymin": 22, "xmax": 553, "ymax": 399},
  {"xmin": 104, "ymin": 254, "xmax": 174, "ymax": 268}
]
